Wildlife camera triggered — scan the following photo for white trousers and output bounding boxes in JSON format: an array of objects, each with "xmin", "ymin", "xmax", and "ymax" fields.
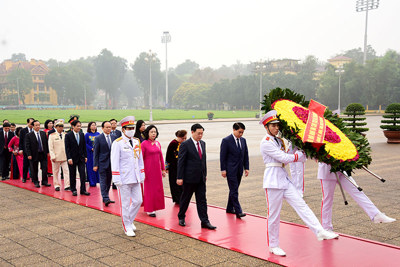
[
  {"xmin": 320, "ymin": 175, "xmax": 380, "ymax": 231},
  {"xmin": 118, "ymin": 183, "xmax": 142, "ymax": 232},
  {"xmin": 265, "ymin": 182, "xmax": 323, "ymax": 248},
  {"xmin": 289, "ymin": 162, "xmax": 305, "ymax": 196},
  {"xmin": 52, "ymin": 161, "xmax": 70, "ymax": 189}
]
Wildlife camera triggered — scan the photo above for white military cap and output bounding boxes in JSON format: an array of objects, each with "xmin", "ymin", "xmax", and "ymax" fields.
[
  {"xmin": 54, "ymin": 119, "xmax": 65, "ymax": 127},
  {"xmin": 120, "ymin": 116, "xmax": 136, "ymax": 127},
  {"xmin": 259, "ymin": 110, "xmax": 279, "ymax": 126}
]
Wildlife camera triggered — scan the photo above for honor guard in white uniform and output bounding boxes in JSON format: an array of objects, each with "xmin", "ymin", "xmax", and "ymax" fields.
[
  {"xmin": 260, "ymin": 110, "xmax": 339, "ymax": 257},
  {"xmin": 318, "ymin": 162, "xmax": 395, "ymax": 231},
  {"xmin": 278, "ymin": 132, "xmax": 306, "ymax": 197},
  {"xmin": 111, "ymin": 116, "xmax": 145, "ymax": 237},
  {"xmin": 288, "ymin": 147, "xmax": 305, "ymax": 197}
]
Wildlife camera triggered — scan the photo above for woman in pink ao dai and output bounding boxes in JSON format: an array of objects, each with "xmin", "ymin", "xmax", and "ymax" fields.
[{"xmin": 141, "ymin": 125, "xmax": 166, "ymax": 217}]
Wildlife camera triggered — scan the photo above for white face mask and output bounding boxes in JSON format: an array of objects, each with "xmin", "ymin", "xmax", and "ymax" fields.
[{"xmin": 124, "ymin": 130, "xmax": 134, "ymax": 138}]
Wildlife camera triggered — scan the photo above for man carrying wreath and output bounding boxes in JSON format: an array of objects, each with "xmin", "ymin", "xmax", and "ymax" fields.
[{"xmin": 260, "ymin": 110, "xmax": 339, "ymax": 257}]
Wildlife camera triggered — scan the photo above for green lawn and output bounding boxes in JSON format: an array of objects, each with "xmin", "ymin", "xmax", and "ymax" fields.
[{"xmin": 1, "ymin": 109, "xmax": 258, "ymax": 124}]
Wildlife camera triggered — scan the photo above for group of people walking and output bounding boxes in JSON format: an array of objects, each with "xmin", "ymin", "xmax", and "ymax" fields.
[{"xmin": 1, "ymin": 112, "xmax": 396, "ymax": 257}]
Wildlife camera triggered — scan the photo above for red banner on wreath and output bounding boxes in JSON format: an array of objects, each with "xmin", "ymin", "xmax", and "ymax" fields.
[{"xmin": 302, "ymin": 99, "xmax": 327, "ymax": 144}]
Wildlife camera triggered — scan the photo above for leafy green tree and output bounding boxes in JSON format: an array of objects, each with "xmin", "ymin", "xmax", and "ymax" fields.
[
  {"xmin": 343, "ymin": 45, "xmax": 377, "ymax": 65},
  {"xmin": 381, "ymin": 103, "xmax": 400, "ymax": 131},
  {"xmin": 174, "ymin": 59, "xmax": 199, "ymax": 76},
  {"xmin": 94, "ymin": 49, "xmax": 127, "ymax": 109},
  {"xmin": 10, "ymin": 53, "xmax": 26, "ymax": 62},
  {"xmin": 172, "ymin": 83, "xmax": 211, "ymax": 109},
  {"xmin": 6, "ymin": 68, "xmax": 33, "ymax": 104},
  {"xmin": 340, "ymin": 62, "xmax": 365, "ymax": 107},
  {"xmin": 131, "ymin": 52, "xmax": 163, "ymax": 107},
  {"xmin": 343, "ymin": 103, "xmax": 368, "ymax": 134},
  {"xmin": 46, "ymin": 59, "xmax": 94, "ymax": 105},
  {"xmin": 189, "ymin": 67, "xmax": 227, "ymax": 84},
  {"xmin": 120, "ymin": 70, "xmax": 141, "ymax": 108},
  {"xmin": 316, "ymin": 65, "xmax": 339, "ymax": 109},
  {"xmin": 295, "ymin": 55, "xmax": 319, "ymax": 99}
]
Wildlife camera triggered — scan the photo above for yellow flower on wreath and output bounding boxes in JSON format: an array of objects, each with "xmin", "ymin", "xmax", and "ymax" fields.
[{"xmin": 273, "ymin": 99, "xmax": 358, "ymax": 161}]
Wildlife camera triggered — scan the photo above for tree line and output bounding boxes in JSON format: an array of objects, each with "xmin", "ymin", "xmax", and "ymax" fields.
[{"xmin": 3, "ymin": 46, "xmax": 400, "ymax": 110}]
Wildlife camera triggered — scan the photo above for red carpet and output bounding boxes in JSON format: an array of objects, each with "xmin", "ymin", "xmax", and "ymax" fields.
[{"xmin": 3, "ymin": 177, "xmax": 400, "ymax": 266}]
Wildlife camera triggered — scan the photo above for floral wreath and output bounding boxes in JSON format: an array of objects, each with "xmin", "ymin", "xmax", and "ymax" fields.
[{"xmin": 262, "ymin": 88, "xmax": 372, "ymax": 174}]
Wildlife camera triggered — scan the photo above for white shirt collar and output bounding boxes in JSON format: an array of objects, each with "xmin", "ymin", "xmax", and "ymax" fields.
[{"xmin": 232, "ymin": 133, "xmax": 240, "ymax": 140}]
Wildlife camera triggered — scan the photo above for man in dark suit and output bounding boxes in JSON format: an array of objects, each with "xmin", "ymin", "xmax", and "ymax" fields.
[
  {"xmin": 19, "ymin": 118, "xmax": 34, "ymax": 183},
  {"xmin": 93, "ymin": 121, "xmax": 116, "ymax": 206},
  {"xmin": 110, "ymin": 119, "xmax": 122, "ymax": 138},
  {"xmin": 65, "ymin": 119, "xmax": 90, "ymax": 196},
  {"xmin": 177, "ymin": 123, "xmax": 216, "ymax": 230},
  {"xmin": 25, "ymin": 120, "xmax": 51, "ymax": 188},
  {"xmin": 220, "ymin": 122, "xmax": 249, "ymax": 218},
  {"xmin": 0, "ymin": 122, "xmax": 14, "ymax": 180}
]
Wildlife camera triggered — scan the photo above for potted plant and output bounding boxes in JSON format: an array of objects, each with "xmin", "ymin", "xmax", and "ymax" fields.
[
  {"xmin": 207, "ymin": 112, "xmax": 214, "ymax": 120},
  {"xmin": 380, "ymin": 103, "xmax": 400, "ymax": 143},
  {"xmin": 343, "ymin": 103, "xmax": 369, "ymax": 135}
]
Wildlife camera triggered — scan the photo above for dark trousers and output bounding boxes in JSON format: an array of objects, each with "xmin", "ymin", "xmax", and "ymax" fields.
[
  {"xmin": 23, "ymin": 154, "xmax": 30, "ymax": 180},
  {"xmin": 0, "ymin": 148, "xmax": 11, "ymax": 178},
  {"xmin": 68, "ymin": 159, "xmax": 87, "ymax": 193},
  {"xmin": 29, "ymin": 152, "xmax": 48, "ymax": 185},
  {"xmin": 178, "ymin": 181, "xmax": 209, "ymax": 223},
  {"xmin": 168, "ymin": 170, "xmax": 183, "ymax": 203},
  {"xmin": 12, "ymin": 154, "xmax": 19, "ymax": 179},
  {"xmin": 226, "ymin": 174, "xmax": 243, "ymax": 214},
  {"xmin": 99, "ymin": 167, "xmax": 112, "ymax": 202}
]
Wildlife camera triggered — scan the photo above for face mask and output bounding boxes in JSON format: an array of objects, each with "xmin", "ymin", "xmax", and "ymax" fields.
[{"xmin": 124, "ymin": 130, "xmax": 134, "ymax": 138}]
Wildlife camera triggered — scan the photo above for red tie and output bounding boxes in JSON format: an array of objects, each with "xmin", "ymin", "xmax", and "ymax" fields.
[{"xmin": 197, "ymin": 141, "xmax": 202, "ymax": 159}]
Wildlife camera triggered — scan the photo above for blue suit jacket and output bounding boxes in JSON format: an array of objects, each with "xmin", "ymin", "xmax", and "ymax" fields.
[
  {"xmin": 111, "ymin": 129, "xmax": 122, "ymax": 138},
  {"xmin": 220, "ymin": 134, "xmax": 249, "ymax": 178},
  {"xmin": 93, "ymin": 133, "xmax": 115, "ymax": 171}
]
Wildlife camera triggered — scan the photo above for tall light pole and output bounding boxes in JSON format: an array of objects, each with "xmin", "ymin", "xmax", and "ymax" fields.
[
  {"xmin": 253, "ymin": 60, "xmax": 267, "ymax": 118},
  {"xmin": 161, "ymin": 31, "xmax": 171, "ymax": 108},
  {"xmin": 145, "ymin": 50, "xmax": 157, "ymax": 122},
  {"xmin": 356, "ymin": 0, "xmax": 379, "ymax": 65},
  {"xmin": 335, "ymin": 66, "xmax": 345, "ymax": 114}
]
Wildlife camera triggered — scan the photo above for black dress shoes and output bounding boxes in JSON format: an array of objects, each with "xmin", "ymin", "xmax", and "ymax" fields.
[
  {"xmin": 22, "ymin": 179, "xmax": 26, "ymax": 183},
  {"xmin": 179, "ymin": 219, "xmax": 186, "ymax": 226},
  {"xmin": 34, "ymin": 183, "xmax": 40, "ymax": 188},
  {"xmin": 64, "ymin": 187, "xmax": 71, "ymax": 191},
  {"xmin": 42, "ymin": 183, "xmax": 51, "ymax": 187},
  {"xmin": 72, "ymin": 191, "xmax": 78, "ymax": 196},
  {"xmin": 55, "ymin": 187, "xmax": 60, "ymax": 191},
  {"xmin": 104, "ymin": 200, "xmax": 115, "ymax": 206},
  {"xmin": 81, "ymin": 191, "xmax": 90, "ymax": 196},
  {"xmin": 236, "ymin": 213, "xmax": 246, "ymax": 218},
  {"xmin": 201, "ymin": 222, "xmax": 217, "ymax": 230},
  {"xmin": 226, "ymin": 210, "xmax": 235, "ymax": 214},
  {"xmin": 112, "ymin": 183, "xmax": 117, "ymax": 190}
]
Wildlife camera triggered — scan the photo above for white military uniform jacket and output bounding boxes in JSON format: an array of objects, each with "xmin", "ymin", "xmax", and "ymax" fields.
[
  {"xmin": 48, "ymin": 131, "xmax": 67, "ymax": 162},
  {"xmin": 260, "ymin": 132, "xmax": 304, "ymax": 189},
  {"xmin": 111, "ymin": 135, "xmax": 145, "ymax": 185}
]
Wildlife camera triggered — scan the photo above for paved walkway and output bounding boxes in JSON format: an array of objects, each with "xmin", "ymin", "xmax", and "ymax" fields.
[{"xmin": 1, "ymin": 117, "xmax": 399, "ymax": 266}]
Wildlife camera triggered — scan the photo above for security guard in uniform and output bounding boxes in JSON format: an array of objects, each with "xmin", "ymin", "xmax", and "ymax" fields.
[
  {"xmin": 111, "ymin": 116, "xmax": 145, "ymax": 237},
  {"xmin": 260, "ymin": 110, "xmax": 339, "ymax": 257}
]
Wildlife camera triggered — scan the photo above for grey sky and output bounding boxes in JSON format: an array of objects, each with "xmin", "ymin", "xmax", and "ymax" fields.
[{"xmin": 1, "ymin": 0, "xmax": 398, "ymax": 69}]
